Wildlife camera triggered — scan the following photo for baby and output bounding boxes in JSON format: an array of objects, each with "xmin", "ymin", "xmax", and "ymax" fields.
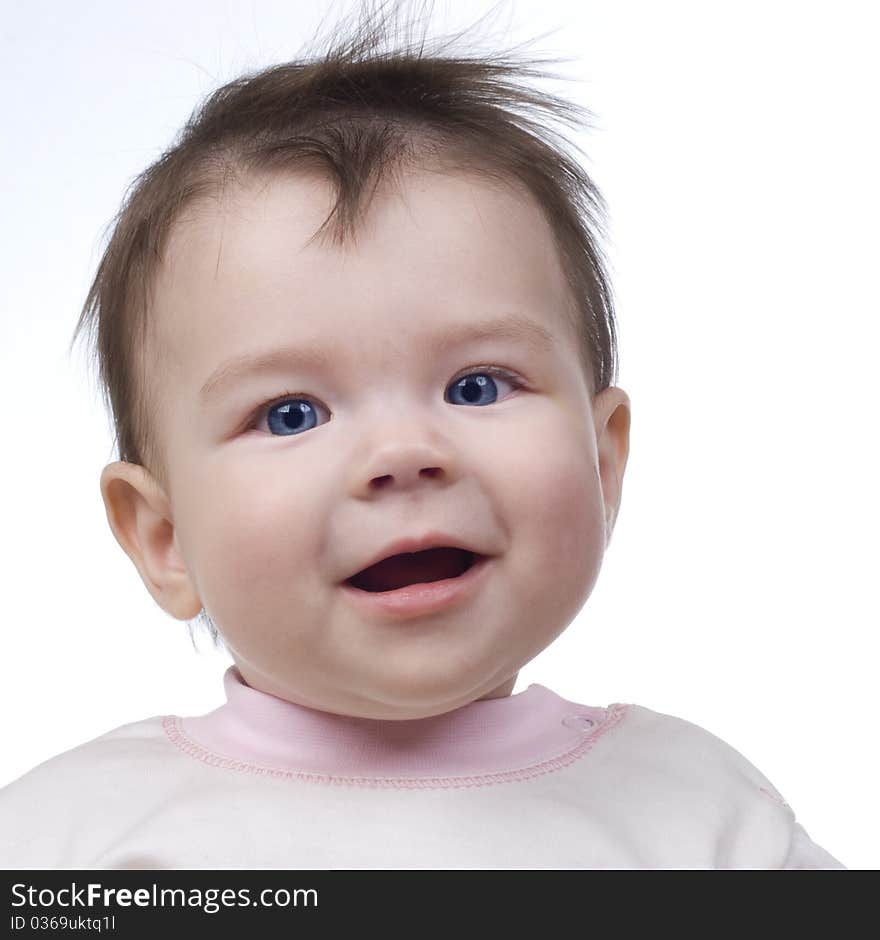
[{"xmin": 0, "ymin": 5, "xmax": 845, "ymax": 870}]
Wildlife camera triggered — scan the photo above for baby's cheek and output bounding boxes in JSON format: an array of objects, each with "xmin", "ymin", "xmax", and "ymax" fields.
[
  {"xmin": 513, "ymin": 437, "xmax": 606, "ymax": 607},
  {"xmin": 187, "ymin": 484, "xmax": 323, "ymax": 633}
]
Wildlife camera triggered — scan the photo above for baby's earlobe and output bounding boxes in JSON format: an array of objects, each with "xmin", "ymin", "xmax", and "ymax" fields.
[{"xmin": 605, "ymin": 506, "xmax": 617, "ymax": 543}]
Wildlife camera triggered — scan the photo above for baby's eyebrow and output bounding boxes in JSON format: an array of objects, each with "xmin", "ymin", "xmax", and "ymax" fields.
[{"xmin": 198, "ymin": 314, "xmax": 555, "ymax": 403}]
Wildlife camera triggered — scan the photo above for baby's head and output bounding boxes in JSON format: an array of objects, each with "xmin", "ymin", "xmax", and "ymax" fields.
[{"xmin": 74, "ymin": 3, "xmax": 630, "ymax": 719}]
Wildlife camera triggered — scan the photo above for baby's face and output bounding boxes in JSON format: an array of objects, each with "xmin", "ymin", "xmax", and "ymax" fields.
[{"xmin": 125, "ymin": 166, "xmax": 629, "ymax": 718}]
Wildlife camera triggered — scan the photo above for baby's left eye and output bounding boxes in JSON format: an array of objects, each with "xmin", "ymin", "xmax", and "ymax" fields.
[{"xmin": 446, "ymin": 368, "xmax": 524, "ymax": 406}]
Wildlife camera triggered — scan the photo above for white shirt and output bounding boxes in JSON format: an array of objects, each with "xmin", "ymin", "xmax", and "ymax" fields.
[{"xmin": 0, "ymin": 668, "xmax": 845, "ymax": 869}]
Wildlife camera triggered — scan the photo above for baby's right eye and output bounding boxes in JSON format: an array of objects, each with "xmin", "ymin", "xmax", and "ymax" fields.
[{"xmin": 250, "ymin": 394, "xmax": 329, "ymax": 437}]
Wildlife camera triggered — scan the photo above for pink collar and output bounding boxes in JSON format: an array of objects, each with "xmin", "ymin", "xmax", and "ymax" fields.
[{"xmin": 173, "ymin": 666, "xmax": 621, "ymax": 784}]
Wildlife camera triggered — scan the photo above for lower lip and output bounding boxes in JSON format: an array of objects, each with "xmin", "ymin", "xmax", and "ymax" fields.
[{"xmin": 341, "ymin": 555, "xmax": 494, "ymax": 620}]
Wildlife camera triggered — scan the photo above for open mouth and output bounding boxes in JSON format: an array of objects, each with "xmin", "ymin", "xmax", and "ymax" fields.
[{"xmin": 345, "ymin": 547, "xmax": 480, "ymax": 593}]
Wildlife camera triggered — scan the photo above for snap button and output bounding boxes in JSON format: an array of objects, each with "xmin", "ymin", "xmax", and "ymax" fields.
[{"xmin": 562, "ymin": 714, "xmax": 595, "ymax": 731}]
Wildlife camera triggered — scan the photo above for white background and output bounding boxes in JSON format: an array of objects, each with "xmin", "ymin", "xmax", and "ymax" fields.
[{"xmin": 2, "ymin": 0, "xmax": 876, "ymax": 868}]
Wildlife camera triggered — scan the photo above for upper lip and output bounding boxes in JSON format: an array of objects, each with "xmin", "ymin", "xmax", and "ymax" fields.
[{"xmin": 343, "ymin": 532, "xmax": 489, "ymax": 583}]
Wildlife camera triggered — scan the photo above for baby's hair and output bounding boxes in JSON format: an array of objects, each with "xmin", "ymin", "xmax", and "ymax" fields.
[{"xmin": 69, "ymin": 0, "xmax": 619, "ymax": 647}]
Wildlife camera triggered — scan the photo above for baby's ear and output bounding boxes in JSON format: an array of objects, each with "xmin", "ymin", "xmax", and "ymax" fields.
[
  {"xmin": 592, "ymin": 387, "xmax": 631, "ymax": 547},
  {"xmin": 99, "ymin": 461, "xmax": 202, "ymax": 620}
]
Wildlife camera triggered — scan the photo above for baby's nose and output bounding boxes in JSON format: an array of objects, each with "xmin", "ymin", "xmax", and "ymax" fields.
[{"xmin": 353, "ymin": 437, "xmax": 455, "ymax": 498}]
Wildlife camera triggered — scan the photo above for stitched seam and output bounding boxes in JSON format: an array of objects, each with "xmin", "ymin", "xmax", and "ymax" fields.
[
  {"xmin": 161, "ymin": 702, "xmax": 630, "ymax": 789},
  {"xmin": 758, "ymin": 785, "xmax": 791, "ymax": 808}
]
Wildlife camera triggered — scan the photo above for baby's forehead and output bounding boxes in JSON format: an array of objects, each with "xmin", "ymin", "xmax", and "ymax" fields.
[
  {"xmin": 160, "ymin": 168, "xmax": 573, "ymax": 312},
  {"xmin": 174, "ymin": 163, "xmax": 549, "ymax": 246}
]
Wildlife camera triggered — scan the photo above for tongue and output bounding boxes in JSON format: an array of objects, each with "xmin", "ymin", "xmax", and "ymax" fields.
[{"xmin": 351, "ymin": 547, "xmax": 473, "ymax": 592}]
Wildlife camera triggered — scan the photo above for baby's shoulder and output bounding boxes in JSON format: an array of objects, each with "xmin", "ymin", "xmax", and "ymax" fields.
[
  {"xmin": 0, "ymin": 716, "xmax": 188, "ymax": 869},
  {"xmin": 0, "ymin": 716, "xmax": 176, "ymax": 812},
  {"xmin": 609, "ymin": 701, "xmax": 791, "ymax": 807},
  {"xmin": 611, "ymin": 702, "xmax": 847, "ymax": 868}
]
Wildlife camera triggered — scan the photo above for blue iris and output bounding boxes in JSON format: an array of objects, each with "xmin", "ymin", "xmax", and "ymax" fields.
[
  {"xmin": 267, "ymin": 400, "xmax": 318, "ymax": 436},
  {"xmin": 448, "ymin": 373, "xmax": 498, "ymax": 406}
]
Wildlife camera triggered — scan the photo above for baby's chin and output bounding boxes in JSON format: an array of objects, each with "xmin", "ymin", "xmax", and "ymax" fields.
[{"xmin": 331, "ymin": 672, "xmax": 521, "ymax": 721}]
